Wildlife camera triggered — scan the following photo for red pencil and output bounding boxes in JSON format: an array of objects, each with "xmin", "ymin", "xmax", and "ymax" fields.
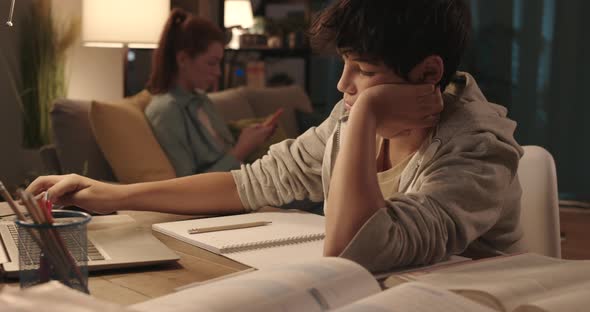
[{"xmin": 43, "ymin": 192, "xmax": 54, "ymax": 224}]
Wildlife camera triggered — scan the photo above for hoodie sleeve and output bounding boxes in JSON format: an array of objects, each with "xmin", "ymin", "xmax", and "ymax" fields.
[
  {"xmin": 231, "ymin": 103, "xmax": 343, "ymax": 211},
  {"xmin": 339, "ymin": 130, "xmax": 522, "ymax": 272}
]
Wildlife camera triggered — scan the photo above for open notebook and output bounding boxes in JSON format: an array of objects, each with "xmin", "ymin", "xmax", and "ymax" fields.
[{"xmin": 152, "ymin": 211, "xmax": 325, "ymax": 269}]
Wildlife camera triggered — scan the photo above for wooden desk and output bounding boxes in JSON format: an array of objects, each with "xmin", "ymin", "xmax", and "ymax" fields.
[
  {"xmin": 560, "ymin": 207, "xmax": 590, "ymax": 260},
  {"xmin": 1, "ymin": 210, "xmax": 249, "ymax": 306},
  {"xmin": 88, "ymin": 211, "xmax": 250, "ymax": 305}
]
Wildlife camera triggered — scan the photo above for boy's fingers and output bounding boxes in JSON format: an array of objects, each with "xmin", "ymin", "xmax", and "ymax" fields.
[
  {"xmin": 417, "ymin": 86, "xmax": 442, "ymax": 102},
  {"xmin": 25, "ymin": 176, "xmax": 62, "ymax": 196},
  {"xmin": 419, "ymin": 91, "xmax": 444, "ymax": 112},
  {"xmin": 415, "ymin": 84, "xmax": 436, "ymax": 96},
  {"xmin": 46, "ymin": 176, "xmax": 85, "ymax": 204}
]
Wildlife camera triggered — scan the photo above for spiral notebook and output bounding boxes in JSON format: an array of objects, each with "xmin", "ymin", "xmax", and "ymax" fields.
[{"xmin": 152, "ymin": 211, "xmax": 325, "ymax": 269}]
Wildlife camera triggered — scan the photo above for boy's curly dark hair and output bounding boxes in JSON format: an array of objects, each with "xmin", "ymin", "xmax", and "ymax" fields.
[{"xmin": 310, "ymin": 0, "xmax": 471, "ymax": 89}]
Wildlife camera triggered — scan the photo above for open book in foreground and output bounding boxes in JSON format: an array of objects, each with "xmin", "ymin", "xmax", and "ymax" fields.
[
  {"xmin": 383, "ymin": 253, "xmax": 590, "ymax": 312},
  {"xmin": 130, "ymin": 253, "xmax": 590, "ymax": 312}
]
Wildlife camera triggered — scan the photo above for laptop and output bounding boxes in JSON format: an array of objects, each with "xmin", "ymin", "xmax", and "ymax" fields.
[{"xmin": 0, "ymin": 206, "xmax": 180, "ymax": 278}]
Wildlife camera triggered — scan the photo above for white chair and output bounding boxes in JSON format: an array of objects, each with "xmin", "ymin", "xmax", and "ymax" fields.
[{"xmin": 517, "ymin": 145, "xmax": 561, "ymax": 258}]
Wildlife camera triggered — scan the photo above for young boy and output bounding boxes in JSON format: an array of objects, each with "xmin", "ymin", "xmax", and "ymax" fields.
[{"xmin": 26, "ymin": 0, "xmax": 524, "ymax": 272}]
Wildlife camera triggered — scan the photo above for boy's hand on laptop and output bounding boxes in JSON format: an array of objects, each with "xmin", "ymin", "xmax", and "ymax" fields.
[
  {"xmin": 25, "ymin": 174, "xmax": 119, "ymax": 215},
  {"xmin": 354, "ymin": 84, "xmax": 443, "ymax": 137}
]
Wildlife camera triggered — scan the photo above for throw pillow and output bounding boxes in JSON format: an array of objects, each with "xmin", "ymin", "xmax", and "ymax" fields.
[
  {"xmin": 50, "ymin": 99, "xmax": 115, "ymax": 181},
  {"xmin": 90, "ymin": 91, "xmax": 177, "ymax": 183},
  {"xmin": 227, "ymin": 116, "xmax": 288, "ymax": 163}
]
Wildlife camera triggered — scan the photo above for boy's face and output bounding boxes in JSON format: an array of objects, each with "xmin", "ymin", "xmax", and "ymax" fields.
[{"xmin": 337, "ymin": 52, "xmax": 406, "ymax": 111}]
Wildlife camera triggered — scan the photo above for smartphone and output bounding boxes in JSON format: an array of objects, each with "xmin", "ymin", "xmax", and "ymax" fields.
[{"xmin": 262, "ymin": 108, "xmax": 284, "ymax": 127}]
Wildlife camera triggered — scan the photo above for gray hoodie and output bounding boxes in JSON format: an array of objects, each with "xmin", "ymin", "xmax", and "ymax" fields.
[{"xmin": 232, "ymin": 72, "xmax": 525, "ymax": 272}]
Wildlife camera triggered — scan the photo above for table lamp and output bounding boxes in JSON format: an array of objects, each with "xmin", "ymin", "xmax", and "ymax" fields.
[
  {"xmin": 224, "ymin": 0, "xmax": 254, "ymax": 49},
  {"xmin": 82, "ymin": 0, "xmax": 169, "ymax": 49},
  {"xmin": 82, "ymin": 0, "xmax": 169, "ymax": 96}
]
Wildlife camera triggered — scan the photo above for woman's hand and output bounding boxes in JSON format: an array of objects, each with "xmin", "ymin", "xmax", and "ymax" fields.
[
  {"xmin": 352, "ymin": 84, "xmax": 443, "ymax": 138},
  {"xmin": 25, "ymin": 174, "xmax": 125, "ymax": 214},
  {"xmin": 231, "ymin": 124, "xmax": 275, "ymax": 161}
]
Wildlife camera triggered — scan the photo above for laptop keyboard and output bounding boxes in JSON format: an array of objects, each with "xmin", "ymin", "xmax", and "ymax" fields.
[{"xmin": 7, "ymin": 224, "xmax": 106, "ymax": 264}]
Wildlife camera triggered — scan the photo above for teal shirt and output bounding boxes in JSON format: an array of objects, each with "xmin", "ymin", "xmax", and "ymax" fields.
[{"xmin": 145, "ymin": 87, "xmax": 241, "ymax": 176}]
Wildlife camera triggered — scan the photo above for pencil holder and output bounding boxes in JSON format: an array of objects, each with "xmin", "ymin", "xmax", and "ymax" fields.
[{"xmin": 15, "ymin": 210, "xmax": 92, "ymax": 293}]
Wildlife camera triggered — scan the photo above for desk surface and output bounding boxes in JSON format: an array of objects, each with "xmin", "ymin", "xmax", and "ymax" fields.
[
  {"xmin": 91, "ymin": 210, "xmax": 250, "ymax": 305},
  {"xmin": 2, "ymin": 210, "xmax": 250, "ymax": 306}
]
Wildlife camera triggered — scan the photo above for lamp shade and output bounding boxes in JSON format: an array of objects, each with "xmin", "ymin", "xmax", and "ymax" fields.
[
  {"xmin": 224, "ymin": 0, "xmax": 254, "ymax": 29},
  {"xmin": 82, "ymin": 0, "xmax": 170, "ymax": 48}
]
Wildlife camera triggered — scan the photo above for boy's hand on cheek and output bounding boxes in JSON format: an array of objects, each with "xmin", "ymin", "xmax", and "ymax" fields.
[{"xmin": 353, "ymin": 84, "xmax": 443, "ymax": 137}]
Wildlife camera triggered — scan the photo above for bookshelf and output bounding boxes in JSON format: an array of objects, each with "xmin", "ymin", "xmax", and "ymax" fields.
[
  {"xmin": 219, "ymin": 0, "xmax": 312, "ymax": 92},
  {"xmin": 222, "ymin": 47, "xmax": 311, "ymax": 92}
]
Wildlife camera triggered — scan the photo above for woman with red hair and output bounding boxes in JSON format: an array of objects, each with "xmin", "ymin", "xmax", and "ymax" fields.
[{"xmin": 145, "ymin": 9, "xmax": 274, "ymax": 176}]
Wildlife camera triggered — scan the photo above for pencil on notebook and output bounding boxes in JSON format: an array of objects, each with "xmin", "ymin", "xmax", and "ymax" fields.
[{"xmin": 188, "ymin": 221, "xmax": 272, "ymax": 234}]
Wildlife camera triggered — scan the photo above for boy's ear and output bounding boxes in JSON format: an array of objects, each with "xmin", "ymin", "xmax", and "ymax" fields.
[{"xmin": 408, "ymin": 55, "xmax": 444, "ymax": 85}]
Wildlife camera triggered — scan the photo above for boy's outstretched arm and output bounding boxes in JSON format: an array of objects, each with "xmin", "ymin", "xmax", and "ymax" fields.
[{"xmin": 26, "ymin": 172, "xmax": 245, "ymax": 215}]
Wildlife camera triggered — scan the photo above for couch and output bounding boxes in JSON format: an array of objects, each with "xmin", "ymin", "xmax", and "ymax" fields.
[{"xmin": 44, "ymin": 85, "xmax": 313, "ymax": 184}]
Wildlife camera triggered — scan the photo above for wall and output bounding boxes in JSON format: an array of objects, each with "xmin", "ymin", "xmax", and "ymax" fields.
[
  {"xmin": 0, "ymin": 0, "xmax": 122, "ymax": 190},
  {"xmin": 0, "ymin": 0, "xmax": 31, "ymax": 189}
]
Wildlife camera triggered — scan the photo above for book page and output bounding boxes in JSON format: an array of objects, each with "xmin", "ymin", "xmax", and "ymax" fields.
[
  {"xmin": 399, "ymin": 254, "xmax": 590, "ymax": 312},
  {"xmin": 512, "ymin": 280, "xmax": 590, "ymax": 312},
  {"xmin": 131, "ymin": 257, "xmax": 380, "ymax": 312},
  {"xmin": 381, "ymin": 253, "xmax": 559, "ymax": 288},
  {"xmin": 332, "ymin": 282, "xmax": 496, "ymax": 312},
  {"xmin": 418, "ymin": 253, "xmax": 565, "ymax": 275},
  {"xmin": 376, "ymin": 255, "xmax": 471, "ymax": 284}
]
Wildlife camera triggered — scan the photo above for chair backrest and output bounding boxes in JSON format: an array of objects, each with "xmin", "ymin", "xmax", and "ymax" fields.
[{"xmin": 517, "ymin": 145, "xmax": 561, "ymax": 258}]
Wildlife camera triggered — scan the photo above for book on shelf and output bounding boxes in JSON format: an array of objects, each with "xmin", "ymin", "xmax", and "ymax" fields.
[
  {"xmin": 246, "ymin": 61, "xmax": 266, "ymax": 88},
  {"xmin": 131, "ymin": 252, "xmax": 590, "ymax": 312},
  {"xmin": 151, "ymin": 211, "xmax": 325, "ymax": 269}
]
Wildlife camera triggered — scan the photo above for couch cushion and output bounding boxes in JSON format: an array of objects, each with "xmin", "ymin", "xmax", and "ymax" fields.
[
  {"xmin": 90, "ymin": 91, "xmax": 176, "ymax": 183},
  {"xmin": 50, "ymin": 99, "xmax": 115, "ymax": 181},
  {"xmin": 208, "ymin": 87, "xmax": 256, "ymax": 122}
]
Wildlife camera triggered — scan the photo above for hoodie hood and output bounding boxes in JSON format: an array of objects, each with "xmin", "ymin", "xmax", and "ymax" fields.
[{"xmin": 437, "ymin": 72, "xmax": 524, "ymax": 158}]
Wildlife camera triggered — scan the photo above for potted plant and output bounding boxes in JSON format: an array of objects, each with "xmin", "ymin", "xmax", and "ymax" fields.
[{"xmin": 19, "ymin": 0, "xmax": 79, "ymax": 149}]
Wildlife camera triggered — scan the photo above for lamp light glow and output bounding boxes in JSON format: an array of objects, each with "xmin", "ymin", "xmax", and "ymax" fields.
[
  {"xmin": 224, "ymin": 0, "xmax": 254, "ymax": 29},
  {"xmin": 82, "ymin": 0, "xmax": 169, "ymax": 48}
]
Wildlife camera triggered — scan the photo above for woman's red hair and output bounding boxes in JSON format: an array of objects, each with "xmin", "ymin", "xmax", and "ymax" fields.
[{"xmin": 147, "ymin": 9, "xmax": 225, "ymax": 94}]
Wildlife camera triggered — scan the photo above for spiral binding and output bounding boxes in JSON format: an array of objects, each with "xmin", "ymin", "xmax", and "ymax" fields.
[{"xmin": 221, "ymin": 233, "xmax": 325, "ymax": 254}]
